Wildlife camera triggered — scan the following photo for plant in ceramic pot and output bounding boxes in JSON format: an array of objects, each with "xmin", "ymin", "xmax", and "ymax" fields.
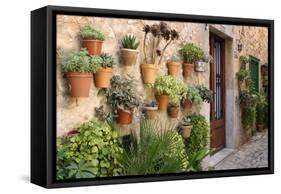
[
  {"xmin": 195, "ymin": 85, "xmax": 213, "ymax": 103},
  {"xmin": 141, "ymin": 22, "xmax": 179, "ymax": 84},
  {"xmin": 167, "ymin": 97, "xmax": 181, "ymax": 118},
  {"xmin": 180, "ymin": 43, "xmax": 204, "ymax": 77},
  {"xmin": 80, "ymin": 26, "xmax": 105, "ymax": 56},
  {"xmin": 94, "ymin": 53, "xmax": 115, "ymax": 88},
  {"xmin": 143, "ymin": 100, "xmax": 158, "ymax": 119},
  {"xmin": 195, "ymin": 52, "xmax": 210, "ymax": 72},
  {"xmin": 182, "ymin": 86, "xmax": 202, "ymax": 111},
  {"xmin": 62, "ymin": 48, "xmax": 101, "ymax": 97},
  {"xmin": 167, "ymin": 53, "xmax": 181, "ymax": 77},
  {"xmin": 120, "ymin": 34, "xmax": 140, "ymax": 66},
  {"xmin": 104, "ymin": 75, "xmax": 142, "ymax": 125},
  {"xmin": 179, "ymin": 114, "xmax": 193, "ymax": 138}
]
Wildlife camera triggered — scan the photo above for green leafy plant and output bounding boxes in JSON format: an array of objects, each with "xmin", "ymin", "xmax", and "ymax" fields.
[
  {"xmin": 256, "ymin": 93, "xmax": 267, "ymax": 125},
  {"xmin": 104, "ymin": 75, "xmax": 142, "ymax": 113},
  {"xmin": 236, "ymin": 68, "xmax": 250, "ymax": 82},
  {"xmin": 182, "ymin": 86, "xmax": 203, "ymax": 105},
  {"xmin": 186, "ymin": 148, "xmax": 211, "ymax": 172},
  {"xmin": 239, "ymin": 90, "xmax": 257, "ymax": 107},
  {"xmin": 185, "ymin": 113, "xmax": 209, "ymax": 158},
  {"xmin": 120, "ymin": 120, "xmax": 188, "ymax": 175},
  {"xmin": 180, "ymin": 43, "xmax": 204, "ymax": 64},
  {"xmin": 239, "ymin": 55, "xmax": 249, "ymax": 68},
  {"xmin": 100, "ymin": 53, "xmax": 115, "ymax": 68},
  {"xmin": 242, "ymin": 106, "xmax": 256, "ymax": 129},
  {"xmin": 94, "ymin": 105, "xmax": 113, "ymax": 123},
  {"xmin": 169, "ymin": 96, "xmax": 181, "ymax": 107},
  {"xmin": 195, "ymin": 85, "xmax": 213, "ymax": 103},
  {"xmin": 56, "ymin": 119, "xmax": 124, "ymax": 180},
  {"xmin": 62, "ymin": 48, "xmax": 102, "ymax": 73},
  {"xmin": 121, "ymin": 34, "xmax": 140, "ymax": 49},
  {"xmin": 80, "ymin": 26, "xmax": 105, "ymax": 41}
]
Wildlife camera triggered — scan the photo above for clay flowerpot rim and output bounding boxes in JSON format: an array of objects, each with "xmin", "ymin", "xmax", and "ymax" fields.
[
  {"xmin": 167, "ymin": 61, "xmax": 181, "ymax": 66},
  {"xmin": 118, "ymin": 109, "xmax": 132, "ymax": 113},
  {"xmin": 121, "ymin": 48, "xmax": 139, "ymax": 53},
  {"xmin": 143, "ymin": 106, "xmax": 158, "ymax": 111},
  {"xmin": 141, "ymin": 64, "xmax": 159, "ymax": 68},
  {"xmin": 183, "ymin": 63, "xmax": 194, "ymax": 66},
  {"xmin": 66, "ymin": 72, "xmax": 93, "ymax": 77},
  {"xmin": 82, "ymin": 38, "xmax": 103, "ymax": 42},
  {"xmin": 96, "ymin": 67, "xmax": 113, "ymax": 72}
]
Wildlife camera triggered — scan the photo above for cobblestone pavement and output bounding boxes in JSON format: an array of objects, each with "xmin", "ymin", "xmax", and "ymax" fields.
[{"xmin": 215, "ymin": 130, "xmax": 268, "ymax": 170}]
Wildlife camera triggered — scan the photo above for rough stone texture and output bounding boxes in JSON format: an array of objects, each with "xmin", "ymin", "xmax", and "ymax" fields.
[
  {"xmin": 56, "ymin": 14, "xmax": 268, "ymax": 157},
  {"xmin": 214, "ymin": 130, "xmax": 268, "ymax": 170}
]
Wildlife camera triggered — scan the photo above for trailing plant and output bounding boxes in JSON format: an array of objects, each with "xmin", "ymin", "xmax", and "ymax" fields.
[
  {"xmin": 100, "ymin": 53, "xmax": 115, "ymax": 68},
  {"xmin": 242, "ymin": 106, "xmax": 256, "ymax": 129},
  {"xmin": 236, "ymin": 68, "xmax": 250, "ymax": 82},
  {"xmin": 185, "ymin": 113, "xmax": 209, "ymax": 158},
  {"xmin": 239, "ymin": 55, "xmax": 249, "ymax": 69},
  {"xmin": 182, "ymin": 86, "xmax": 203, "ymax": 105},
  {"xmin": 56, "ymin": 119, "xmax": 124, "ymax": 180},
  {"xmin": 120, "ymin": 120, "xmax": 189, "ymax": 175},
  {"xmin": 80, "ymin": 25, "xmax": 105, "ymax": 41},
  {"xmin": 104, "ymin": 75, "xmax": 142, "ymax": 113},
  {"xmin": 142, "ymin": 22, "xmax": 179, "ymax": 65},
  {"xmin": 62, "ymin": 48, "xmax": 102, "ymax": 73},
  {"xmin": 94, "ymin": 105, "xmax": 113, "ymax": 123},
  {"xmin": 121, "ymin": 34, "xmax": 140, "ymax": 49},
  {"xmin": 239, "ymin": 90, "xmax": 257, "ymax": 107},
  {"xmin": 256, "ymin": 93, "xmax": 267, "ymax": 125},
  {"xmin": 195, "ymin": 85, "xmax": 213, "ymax": 103},
  {"xmin": 180, "ymin": 43, "xmax": 204, "ymax": 64},
  {"xmin": 186, "ymin": 147, "xmax": 211, "ymax": 172}
]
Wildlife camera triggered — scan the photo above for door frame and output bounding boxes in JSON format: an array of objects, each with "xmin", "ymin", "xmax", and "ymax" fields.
[{"xmin": 209, "ymin": 32, "xmax": 226, "ymax": 152}]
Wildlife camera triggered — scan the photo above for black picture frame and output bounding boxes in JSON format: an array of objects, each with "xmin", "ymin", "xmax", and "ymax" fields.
[{"xmin": 31, "ymin": 5, "xmax": 274, "ymax": 188}]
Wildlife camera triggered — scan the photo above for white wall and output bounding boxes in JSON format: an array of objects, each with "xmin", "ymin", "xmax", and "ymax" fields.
[{"xmin": 0, "ymin": 0, "xmax": 279, "ymax": 193}]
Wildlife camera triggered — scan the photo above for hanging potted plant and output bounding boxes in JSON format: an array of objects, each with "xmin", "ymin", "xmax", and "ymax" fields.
[
  {"xmin": 182, "ymin": 86, "xmax": 202, "ymax": 111},
  {"xmin": 143, "ymin": 100, "xmax": 158, "ymax": 119},
  {"xmin": 195, "ymin": 53, "xmax": 210, "ymax": 72},
  {"xmin": 195, "ymin": 85, "xmax": 213, "ymax": 103},
  {"xmin": 120, "ymin": 34, "xmax": 140, "ymax": 66},
  {"xmin": 80, "ymin": 26, "xmax": 105, "ymax": 56},
  {"xmin": 141, "ymin": 22, "xmax": 179, "ymax": 84},
  {"xmin": 62, "ymin": 48, "xmax": 100, "ymax": 97},
  {"xmin": 167, "ymin": 54, "xmax": 181, "ymax": 77},
  {"xmin": 104, "ymin": 76, "xmax": 141, "ymax": 125},
  {"xmin": 94, "ymin": 53, "xmax": 115, "ymax": 88},
  {"xmin": 167, "ymin": 97, "xmax": 181, "ymax": 118},
  {"xmin": 180, "ymin": 43, "xmax": 204, "ymax": 77},
  {"xmin": 179, "ymin": 114, "xmax": 193, "ymax": 138}
]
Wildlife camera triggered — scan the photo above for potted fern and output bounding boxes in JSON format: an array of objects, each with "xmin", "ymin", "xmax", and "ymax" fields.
[
  {"xmin": 182, "ymin": 86, "xmax": 202, "ymax": 111},
  {"xmin": 120, "ymin": 34, "xmax": 140, "ymax": 66},
  {"xmin": 62, "ymin": 48, "xmax": 101, "ymax": 97},
  {"xmin": 142, "ymin": 22, "xmax": 179, "ymax": 84},
  {"xmin": 94, "ymin": 53, "xmax": 115, "ymax": 88},
  {"xmin": 167, "ymin": 53, "xmax": 181, "ymax": 77},
  {"xmin": 180, "ymin": 43, "xmax": 204, "ymax": 77},
  {"xmin": 80, "ymin": 26, "xmax": 105, "ymax": 56},
  {"xmin": 143, "ymin": 100, "xmax": 158, "ymax": 119}
]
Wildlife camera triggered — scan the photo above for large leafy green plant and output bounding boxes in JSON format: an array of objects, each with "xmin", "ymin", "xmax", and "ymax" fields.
[
  {"xmin": 256, "ymin": 93, "xmax": 267, "ymax": 125},
  {"xmin": 100, "ymin": 53, "xmax": 115, "ymax": 68},
  {"xmin": 120, "ymin": 120, "xmax": 189, "ymax": 175},
  {"xmin": 195, "ymin": 85, "xmax": 213, "ymax": 103},
  {"xmin": 104, "ymin": 75, "xmax": 142, "ymax": 112},
  {"xmin": 56, "ymin": 119, "xmax": 124, "ymax": 180},
  {"xmin": 121, "ymin": 34, "xmax": 140, "ymax": 49},
  {"xmin": 182, "ymin": 86, "xmax": 202, "ymax": 105},
  {"xmin": 62, "ymin": 48, "xmax": 102, "ymax": 73},
  {"xmin": 80, "ymin": 26, "xmax": 105, "ymax": 41},
  {"xmin": 180, "ymin": 43, "xmax": 204, "ymax": 64},
  {"xmin": 186, "ymin": 148, "xmax": 211, "ymax": 172},
  {"xmin": 185, "ymin": 113, "xmax": 209, "ymax": 158}
]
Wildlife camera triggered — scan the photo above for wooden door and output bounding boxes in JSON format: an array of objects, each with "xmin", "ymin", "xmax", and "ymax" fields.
[{"xmin": 210, "ymin": 33, "xmax": 226, "ymax": 152}]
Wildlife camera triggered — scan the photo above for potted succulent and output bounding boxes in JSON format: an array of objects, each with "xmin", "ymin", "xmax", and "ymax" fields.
[
  {"xmin": 167, "ymin": 97, "xmax": 181, "ymax": 118},
  {"xmin": 182, "ymin": 86, "xmax": 202, "ymax": 111},
  {"xmin": 94, "ymin": 53, "xmax": 115, "ymax": 88},
  {"xmin": 120, "ymin": 34, "xmax": 140, "ymax": 66},
  {"xmin": 143, "ymin": 100, "xmax": 159, "ymax": 119},
  {"xmin": 180, "ymin": 114, "xmax": 193, "ymax": 138},
  {"xmin": 62, "ymin": 48, "xmax": 100, "ymax": 97},
  {"xmin": 104, "ymin": 76, "xmax": 141, "ymax": 125},
  {"xmin": 195, "ymin": 85, "xmax": 213, "ymax": 103},
  {"xmin": 142, "ymin": 22, "xmax": 179, "ymax": 84},
  {"xmin": 180, "ymin": 43, "xmax": 204, "ymax": 77},
  {"xmin": 80, "ymin": 26, "xmax": 105, "ymax": 56},
  {"xmin": 152, "ymin": 75, "xmax": 185, "ymax": 111},
  {"xmin": 167, "ymin": 54, "xmax": 181, "ymax": 77}
]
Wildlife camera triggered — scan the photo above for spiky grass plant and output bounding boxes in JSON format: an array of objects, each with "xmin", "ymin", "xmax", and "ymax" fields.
[{"xmin": 121, "ymin": 34, "xmax": 140, "ymax": 50}]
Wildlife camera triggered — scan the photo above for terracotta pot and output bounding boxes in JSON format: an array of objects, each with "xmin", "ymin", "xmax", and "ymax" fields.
[
  {"xmin": 181, "ymin": 125, "xmax": 192, "ymax": 138},
  {"xmin": 144, "ymin": 107, "xmax": 158, "ymax": 119},
  {"xmin": 66, "ymin": 72, "xmax": 93, "ymax": 97},
  {"xmin": 141, "ymin": 64, "xmax": 158, "ymax": 84},
  {"xmin": 167, "ymin": 61, "xmax": 180, "ymax": 77},
  {"xmin": 155, "ymin": 95, "xmax": 169, "ymax": 111},
  {"xmin": 167, "ymin": 106, "xmax": 180, "ymax": 118},
  {"xmin": 182, "ymin": 99, "xmax": 193, "ymax": 111},
  {"xmin": 94, "ymin": 67, "xmax": 112, "ymax": 88},
  {"xmin": 117, "ymin": 110, "xmax": 133, "ymax": 125},
  {"xmin": 82, "ymin": 39, "xmax": 103, "ymax": 56},
  {"xmin": 182, "ymin": 63, "xmax": 194, "ymax": 78},
  {"xmin": 121, "ymin": 48, "xmax": 138, "ymax": 66},
  {"xmin": 257, "ymin": 124, "xmax": 264, "ymax": 132}
]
